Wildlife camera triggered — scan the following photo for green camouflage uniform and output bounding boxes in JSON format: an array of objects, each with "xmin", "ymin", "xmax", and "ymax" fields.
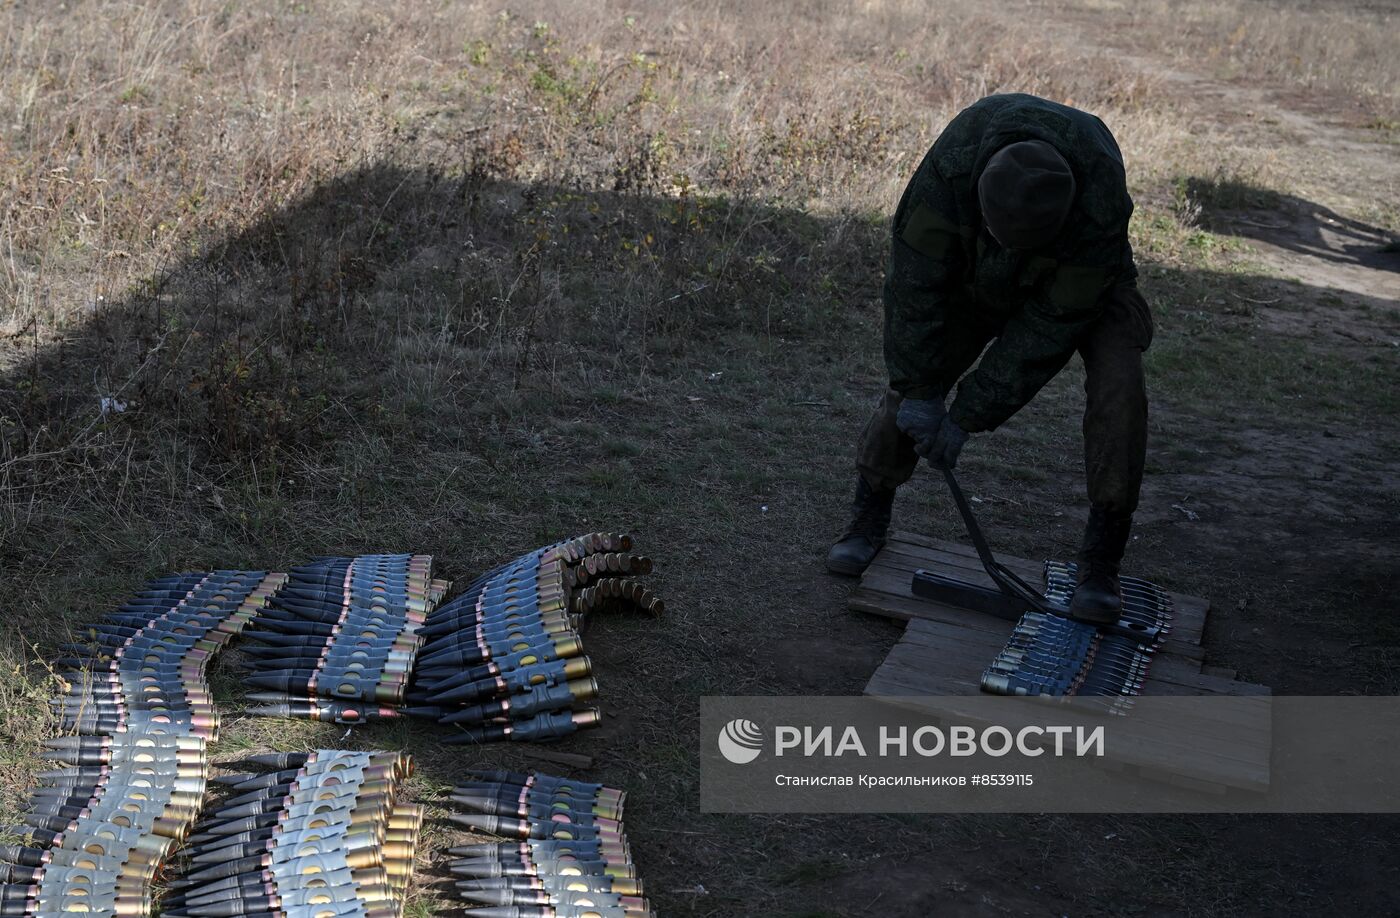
[{"xmin": 857, "ymin": 94, "xmax": 1154, "ymax": 513}]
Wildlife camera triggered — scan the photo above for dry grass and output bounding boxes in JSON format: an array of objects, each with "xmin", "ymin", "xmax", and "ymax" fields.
[
  {"xmin": 1064, "ymin": 0, "xmax": 1400, "ymax": 120},
  {"xmin": 0, "ymin": 0, "xmax": 1165, "ymax": 343},
  {"xmin": 1, "ymin": 1, "xmax": 1397, "ymax": 916}
]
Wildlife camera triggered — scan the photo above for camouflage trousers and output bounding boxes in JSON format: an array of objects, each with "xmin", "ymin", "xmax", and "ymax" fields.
[{"xmin": 856, "ymin": 282, "xmax": 1153, "ymax": 515}]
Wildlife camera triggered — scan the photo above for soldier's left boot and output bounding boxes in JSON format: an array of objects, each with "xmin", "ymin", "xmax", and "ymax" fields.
[{"xmin": 1069, "ymin": 506, "xmax": 1133, "ymax": 626}]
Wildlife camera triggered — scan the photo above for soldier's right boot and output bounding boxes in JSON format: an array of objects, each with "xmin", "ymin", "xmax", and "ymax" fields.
[
  {"xmin": 1069, "ymin": 506, "xmax": 1133, "ymax": 626},
  {"xmin": 825, "ymin": 477, "xmax": 896, "ymax": 576}
]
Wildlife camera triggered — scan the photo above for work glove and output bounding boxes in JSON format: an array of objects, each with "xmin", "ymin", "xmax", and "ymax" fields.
[
  {"xmin": 895, "ymin": 398, "xmax": 947, "ymax": 457},
  {"xmin": 926, "ymin": 416, "xmax": 969, "ymax": 469}
]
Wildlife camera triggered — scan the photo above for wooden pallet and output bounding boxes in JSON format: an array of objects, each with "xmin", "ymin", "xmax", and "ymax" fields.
[{"xmin": 855, "ymin": 532, "xmax": 1272, "ymax": 792}]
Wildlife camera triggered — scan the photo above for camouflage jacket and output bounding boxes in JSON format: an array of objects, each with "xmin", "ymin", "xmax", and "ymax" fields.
[{"xmin": 883, "ymin": 93, "xmax": 1137, "ymax": 432}]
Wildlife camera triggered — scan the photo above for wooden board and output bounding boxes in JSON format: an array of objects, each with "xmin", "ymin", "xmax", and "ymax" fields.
[
  {"xmin": 852, "ymin": 531, "xmax": 1210, "ymax": 660},
  {"xmin": 854, "ymin": 533, "xmax": 1273, "ymax": 792},
  {"xmin": 870, "ymin": 675, "xmax": 1272, "ymax": 792}
]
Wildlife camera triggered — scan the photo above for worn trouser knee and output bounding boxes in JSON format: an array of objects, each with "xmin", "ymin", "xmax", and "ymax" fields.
[
  {"xmin": 1080, "ymin": 283, "xmax": 1154, "ymax": 516},
  {"xmin": 855, "ymin": 389, "xmax": 920, "ymax": 493}
]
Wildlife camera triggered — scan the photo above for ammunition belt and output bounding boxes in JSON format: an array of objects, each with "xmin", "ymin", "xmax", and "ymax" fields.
[
  {"xmin": 2, "ymin": 570, "xmax": 285, "ymax": 918},
  {"xmin": 167, "ymin": 750, "xmax": 418, "ymax": 918},
  {"xmin": 236, "ymin": 535, "xmax": 660, "ymax": 741},
  {"xmin": 979, "ymin": 561, "xmax": 1173, "ymax": 714},
  {"xmin": 439, "ymin": 768, "xmax": 655, "ymax": 918},
  {"xmin": 240, "ymin": 553, "xmax": 448, "ymax": 713},
  {"xmin": 408, "ymin": 532, "xmax": 662, "ymax": 744}
]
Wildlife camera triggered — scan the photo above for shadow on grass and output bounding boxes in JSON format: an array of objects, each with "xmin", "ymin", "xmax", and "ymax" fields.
[
  {"xmin": 1, "ymin": 164, "xmax": 882, "ymax": 470},
  {"xmin": 1181, "ymin": 174, "xmax": 1400, "ymax": 272},
  {"xmin": 4, "ymin": 165, "xmax": 1394, "ymax": 493}
]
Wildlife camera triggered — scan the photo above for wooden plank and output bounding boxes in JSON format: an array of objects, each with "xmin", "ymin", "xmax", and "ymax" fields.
[
  {"xmin": 891, "ymin": 618, "xmax": 1270, "ymax": 704},
  {"xmin": 867, "ymin": 670, "xmax": 1271, "ymax": 791},
  {"xmin": 1134, "ymin": 767, "xmax": 1231, "ymax": 796},
  {"xmin": 877, "ymin": 541, "xmax": 1043, "ymax": 582},
  {"xmin": 895, "ymin": 530, "xmax": 1205, "ymax": 610},
  {"xmin": 851, "ymin": 533, "xmax": 1210, "ymax": 654},
  {"xmin": 875, "ymin": 534, "xmax": 1210, "ymax": 646},
  {"xmin": 854, "ymin": 560, "xmax": 1207, "ymax": 663},
  {"xmin": 871, "ymin": 653, "xmax": 1271, "ymax": 764},
  {"xmin": 862, "ymin": 607, "xmax": 1273, "ymax": 791},
  {"xmin": 869, "ymin": 679, "xmax": 1269, "ymax": 790},
  {"xmin": 1149, "ymin": 658, "xmax": 1267, "ymax": 696}
]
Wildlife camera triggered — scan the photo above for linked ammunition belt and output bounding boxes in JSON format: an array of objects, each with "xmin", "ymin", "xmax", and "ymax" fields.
[
  {"xmin": 0, "ymin": 570, "xmax": 285, "ymax": 918},
  {"xmin": 979, "ymin": 561, "xmax": 1173, "ymax": 714},
  {"xmin": 438, "ymin": 769, "xmax": 655, "ymax": 918},
  {"xmin": 164, "ymin": 750, "xmax": 419, "ymax": 918},
  {"xmin": 241, "ymin": 554, "xmax": 449, "ymax": 720},
  {"xmin": 408, "ymin": 533, "xmax": 663, "ymax": 744}
]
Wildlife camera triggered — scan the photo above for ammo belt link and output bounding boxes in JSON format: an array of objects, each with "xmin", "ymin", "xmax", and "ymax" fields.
[{"xmin": 980, "ymin": 561, "xmax": 1173, "ymax": 714}]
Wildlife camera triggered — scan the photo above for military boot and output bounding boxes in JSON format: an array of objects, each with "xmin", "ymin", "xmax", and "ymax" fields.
[
  {"xmin": 1069, "ymin": 506, "xmax": 1134, "ymax": 625},
  {"xmin": 825, "ymin": 478, "xmax": 896, "ymax": 576}
]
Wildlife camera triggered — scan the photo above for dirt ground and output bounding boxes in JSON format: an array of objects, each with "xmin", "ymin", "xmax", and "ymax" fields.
[{"xmin": 1, "ymin": 1, "xmax": 1398, "ymax": 916}]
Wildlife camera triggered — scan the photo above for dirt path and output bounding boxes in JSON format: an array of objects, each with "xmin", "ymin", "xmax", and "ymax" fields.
[{"xmin": 1154, "ymin": 67, "xmax": 1396, "ymax": 313}]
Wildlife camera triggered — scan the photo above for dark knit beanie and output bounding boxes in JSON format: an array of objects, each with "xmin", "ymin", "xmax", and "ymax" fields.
[{"xmin": 977, "ymin": 140, "xmax": 1076, "ymax": 250}]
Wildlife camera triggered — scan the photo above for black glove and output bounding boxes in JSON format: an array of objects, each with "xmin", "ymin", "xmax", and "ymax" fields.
[
  {"xmin": 926, "ymin": 416, "xmax": 969, "ymax": 469},
  {"xmin": 895, "ymin": 398, "xmax": 946, "ymax": 457}
]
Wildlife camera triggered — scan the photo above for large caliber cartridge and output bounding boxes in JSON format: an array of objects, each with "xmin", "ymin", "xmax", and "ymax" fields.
[{"xmin": 438, "ymin": 769, "xmax": 655, "ymax": 917}]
